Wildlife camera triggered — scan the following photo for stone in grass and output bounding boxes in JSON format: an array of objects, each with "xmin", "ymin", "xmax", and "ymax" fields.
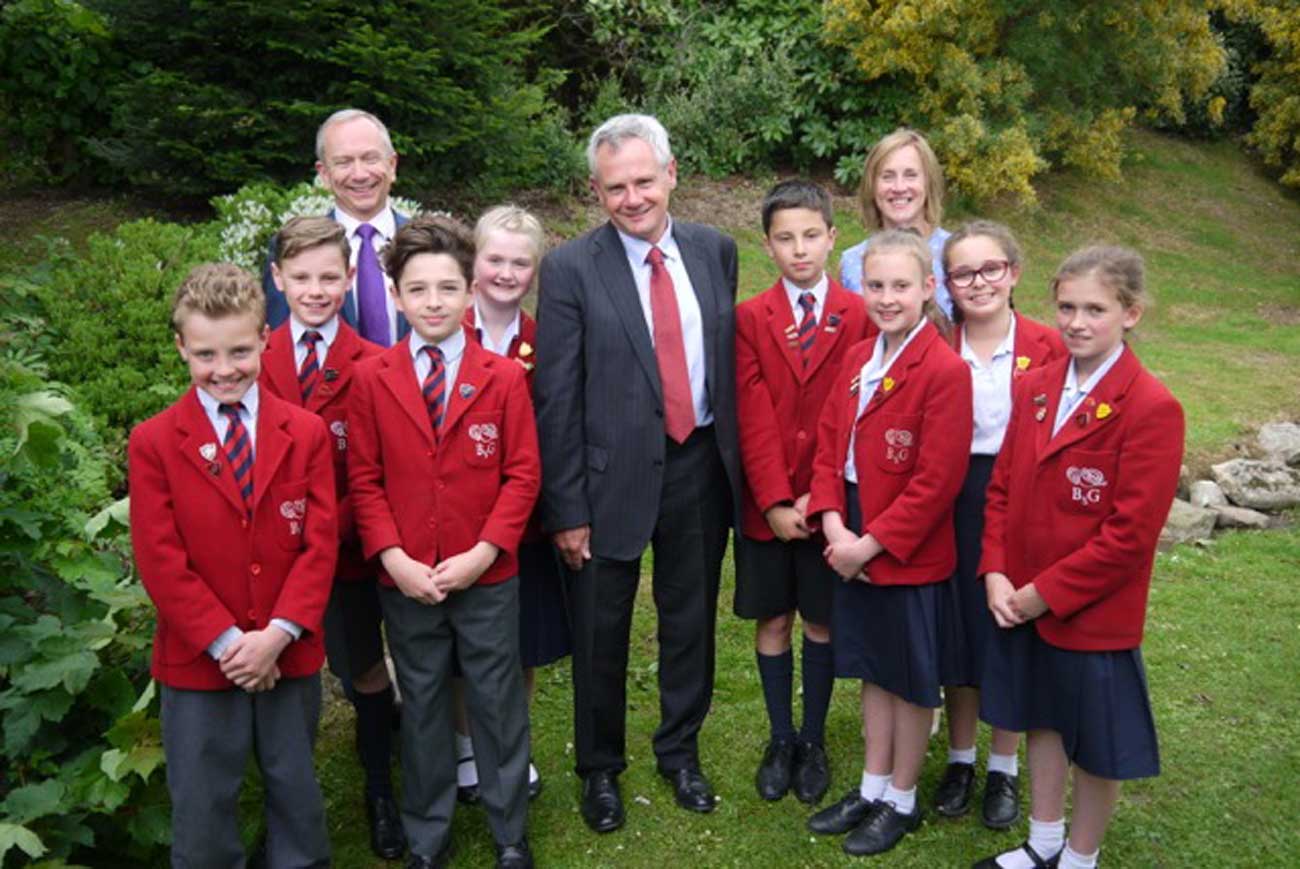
[
  {"xmin": 1189, "ymin": 480, "xmax": 1227, "ymax": 509},
  {"xmin": 1212, "ymin": 504, "xmax": 1272, "ymax": 530},
  {"xmin": 1258, "ymin": 422, "xmax": 1300, "ymax": 467},
  {"xmin": 1211, "ymin": 459, "xmax": 1300, "ymax": 510},
  {"xmin": 1177, "ymin": 464, "xmax": 1192, "ymax": 500},
  {"xmin": 1160, "ymin": 499, "xmax": 1217, "ymax": 547}
]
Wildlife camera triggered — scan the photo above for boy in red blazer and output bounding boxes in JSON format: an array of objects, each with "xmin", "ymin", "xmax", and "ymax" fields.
[
  {"xmin": 259, "ymin": 217, "xmax": 403, "ymax": 859},
  {"xmin": 129, "ymin": 263, "xmax": 336, "ymax": 868},
  {"xmin": 734, "ymin": 180, "xmax": 871, "ymax": 805},
  {"xmin": 348, "ymin": 216, "xmax": 540, "ymax": 869}
]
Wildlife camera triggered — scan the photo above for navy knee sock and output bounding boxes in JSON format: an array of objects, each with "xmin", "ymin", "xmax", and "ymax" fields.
[
  {"xmin": 757, "ymin": 649, "xmax": 796, "ymax": 741},
  {"xmin": 353, "ymin": 685, "xmax": 395, "ymax": 798},
  {"xmin": 799, "ymin": 637, "xmax": 834, "ymax": 745}
]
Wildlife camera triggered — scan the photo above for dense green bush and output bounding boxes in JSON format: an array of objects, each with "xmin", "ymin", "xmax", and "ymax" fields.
[
  {"xmin": 0, "ymin": 0, "xmax": 116, "ymax": 184},
  {"xmin": 80, "ymin": 0, "xmax": 582, "ymax": 200},
  {"xmin": 28, "ymin": 220, "xmax": 220, "ymax": 444},
  {"xmin": 0, "ymin": 282, "xmax": 166, "ymax": 865}
]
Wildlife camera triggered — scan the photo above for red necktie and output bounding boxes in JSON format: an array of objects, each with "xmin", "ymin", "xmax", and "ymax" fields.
[
  {"xmin": 646, "ymin": 246, "xmax": 695, "ymax": 444},
  {"xmin": 421, "ymin": 346, "xmax": 446, "ymax": 438},
  {"xmin": 299, "ymin": 330, "xmax": 323, "ymax": 402},
  {"xmin": 219, "ymin": 403, "xmax": 254, "ymax": 516},
  {"xmin": 797, "ymin": 292, "xmax": 817, "ymax": 366}
]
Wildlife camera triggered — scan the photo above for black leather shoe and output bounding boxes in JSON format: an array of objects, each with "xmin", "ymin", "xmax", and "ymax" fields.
[
  {"xmin": 807, "ymin": 789, "xmax": 875, "ymax": 835},
  {"xmin": 972, "ymin": 841, "xmax": 1060, "ymax": 868},
  {"xmin": 842, "ymin": 801, "xmax": 922, "ymax": 856},
  {"xmin": 792, "ymin": 739, "xmax": 830, "ymax": 804},
  {"xmin": 755, "ymin": 737, "xmax": 796, "ymax": 800},
  {"xmin": 933, "ymin": 762, "xmax": 976, "ymax": 817},
  {"xmin": 982, "ymin": 771, "xmax": 1021, "ymax": 829},
  {"xmin": 405, "ymin": 841, "xmax": 452, "ymax": 869},
  {"xmin": 367, "ymin": 793, "xmax": 407, "ymax": 860},
  {"xmin": 580, "ymin": 770, "xmax": 624, "ymax": 833},
  {"xmin": 495, "ymin": 838, "xmax": 534, "ymax": 869},
  {"xmin": 660, "ymin": 764, "xmax": 716, "ymax": 813}
]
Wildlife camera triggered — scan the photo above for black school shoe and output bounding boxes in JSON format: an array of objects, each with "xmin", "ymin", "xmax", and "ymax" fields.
[
  {"xmin": 972, "ymin": 841, "xmax": 1061, "ymax": 868},
  {"xmin": 933, "ymin": 762, "xmax": 976, "ymax": 817},
  {"xmin": 982, "ymin": 771, "xmax": 1021, "ymax": 829},
  {"xmin": 495, "ymin": 838, "xmax": 534, "ymax": 869},
  {"xmin": 756, "ymin": 736, "xmax": 796, "ymax": 800},
  {"xmin": 367, "ymin": 793, "xmax": 407, "ymax": 860},
  {"xmin": 792, "ymin": 739, "xmax": 830, "ymax": 804},
  {"xmin": 807, "ymin": 789, "xmax": 876, "ymax": 835},
  {"xmin": 842, "ymin": 800, "xmax": 922, "ymax": 856}
]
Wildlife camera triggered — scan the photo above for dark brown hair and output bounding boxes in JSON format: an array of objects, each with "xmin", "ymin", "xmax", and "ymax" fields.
[{"xmin": 383, "ymin": 215, "xmax": 475, "ymax": 287}]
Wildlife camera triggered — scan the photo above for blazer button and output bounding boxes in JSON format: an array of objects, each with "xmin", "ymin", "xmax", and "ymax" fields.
[
  {"xmin": 250, "ymin": 563, "xmax": 262, "ymax": 576},
  {"xmin": 247, "ymin": 609, "xmax": 256, "ymax": 620},
  {"xmin": 240, "ymin": 518, "xmax": 249, "ymax": 529},
  {"xmin": 428, "ymin": 518, "xmax": 436, "ymax": 528}
]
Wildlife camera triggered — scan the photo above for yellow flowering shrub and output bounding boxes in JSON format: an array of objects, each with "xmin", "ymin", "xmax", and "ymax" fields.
[{"xmin": 1219, "ymin": 0, "xmax": 1300, "ymax": 188}]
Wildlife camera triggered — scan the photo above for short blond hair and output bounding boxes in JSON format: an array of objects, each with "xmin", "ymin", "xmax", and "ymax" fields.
[
  {"xmin": 172, "ymin": 263, "xmax": 266, "ymax": 333},
  {"xmin": 858, "ymin": 128, "xmax": 945, "ymax": 233},
  {"xmin": 474, "ymin": 204, "xmax": 546, "ymax": 264},
  {"xmin": 275, "ymin": 216, "xmax": 350, "ymax": 267},
  {"xmin": 1051, "ymin": 245, "xmax": 1150, "ymax": 310}
]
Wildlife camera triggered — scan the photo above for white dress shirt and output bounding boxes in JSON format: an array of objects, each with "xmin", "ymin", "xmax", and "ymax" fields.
[
  {"xmin": 290, "ymin": 314, "xmax": 340, "ymax": 372},
  {"xmin": 961, "ymin": 315, "xmax": 1016, "ymax": 456},
  {"xmin": 1052, "ymin": 343, "xmax": 1126, "ymax": 436},
  {"xmin": 616, "ymin": 219, "xmax": 713, "ymax": 427},
  {"xmin": 473, "ymin": 302, "xmax": 521, "ymax": 358},
  {"xmin": 844, "ymin": 319, "xmax": 927, "ymax": 484}
]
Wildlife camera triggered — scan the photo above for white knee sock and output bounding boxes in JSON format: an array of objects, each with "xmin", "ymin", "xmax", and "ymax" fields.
[
  {"xmin": 859, "ymin": 770, "xmax": 891, "ymax": 802},
  {"xmin": 988, "ymin": 751, "xmax": 1019, "ymax": 777},
  {"xmin": 949, "ymin": 745, "xmax": 977, "ymax": 765}
]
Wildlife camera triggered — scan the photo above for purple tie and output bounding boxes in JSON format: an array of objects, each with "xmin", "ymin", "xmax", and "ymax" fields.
[{"xmin": 355, "ymin": 223, "xmax": 390, "ymax": 346}]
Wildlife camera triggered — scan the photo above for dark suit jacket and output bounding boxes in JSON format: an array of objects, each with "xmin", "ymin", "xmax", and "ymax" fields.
[
  {"xmin": 534, "ymin": 220, "xmax": 741, "ymax": 561},
  {"xmin": 262, "ymin": 207, "xmax": 410, "ymax": 342}
]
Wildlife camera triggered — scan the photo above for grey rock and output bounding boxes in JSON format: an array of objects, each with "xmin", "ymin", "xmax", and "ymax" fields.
[
  {"xmin": 1258, "ymin": 422, "xmax": 1300, "ymax": 467},
  {"xmin": 1177, "ymin": 464, "xmax": 1191, "ymax": 500},
  {"xmin": 1160, "ymin": 499, "xmax": 1218, "ymax": 547},
  {"xmin": 1189, "ymin": 480, "xmax": 1227, "ymax": 508},
  {"xmin": 1210, "ymin": 459, "xmax": 1300, "ymax": 510},
  {"xmin": 1212, "ymin": 504, "xmax": 1272, "ymax": 529}
]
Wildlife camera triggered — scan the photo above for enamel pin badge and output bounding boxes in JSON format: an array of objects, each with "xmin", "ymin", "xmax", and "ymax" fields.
[
  {"xmin": 199, "ymin": 443, "xmax": 218, "ymax": 462},
  {"xmin": 459, "ymin": 383, "xmax": 475, "ymax": 399}
]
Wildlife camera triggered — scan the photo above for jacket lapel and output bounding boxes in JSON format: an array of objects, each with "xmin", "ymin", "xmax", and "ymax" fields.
[
  {"xmin": 376, "ymin": 339, "xmax": 436, "ymax": 449},
  {"xmin": 762, "ymin": 283, "xmax": 805, "ymax": 380},
  {"xmin": 592, "ymin": 222, "xmax": 661, "ymax": 400},
  {"xmin": 176, "ymin": 388, "xmax": 250, "ymax": 518},
  {"xmin": 262, "ymin": 327, "xmax": 304, "ymax": 406},
  {"xmin": 440, "ymin": 341, "xmax": 495, "ymax": 436},
  {"xmin": 252, "ymin": 394, "xmax": 291, "ymax": 514},
  {"xmin": 1038, "ymin": 347, "xmax": 1138, "ymax": 462},
  {"xmin": 859, "ymin": 322, "xmax": 937, "ymax": 420},
  {"xmin": 309, "ymin": 324, "xmax": 360, "ymax": 412},
  {"xmin": 804, "ymin": 283, "xmax": 855, "ymax": 381}
]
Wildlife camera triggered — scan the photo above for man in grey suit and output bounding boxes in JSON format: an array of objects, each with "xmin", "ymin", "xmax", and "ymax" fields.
[{"xmin": 534, "ymin": 113, "xmax": 742, "ymax": 833}]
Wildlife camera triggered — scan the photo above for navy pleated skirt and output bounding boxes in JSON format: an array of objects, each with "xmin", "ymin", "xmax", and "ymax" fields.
[
  {"xmin": 980, "ymin": 623, "xmax": 1160, "ymax": 780},
  {"xmin": 938, "ymin": 454, "xmax": 997, "ymax": 688},
  {"xmin": 832, "ymin": 483, "xmax": 945, "ymax": 709}
]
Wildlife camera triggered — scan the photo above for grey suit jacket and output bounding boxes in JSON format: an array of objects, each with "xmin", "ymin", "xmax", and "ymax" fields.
[{"xmin": 534, "ymin": 219, "xmax": 741, "ymax": 561}]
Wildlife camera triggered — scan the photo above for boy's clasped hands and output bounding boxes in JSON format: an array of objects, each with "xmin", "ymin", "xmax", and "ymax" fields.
[
  {"xmin": 219, "ymin": 627, "xmax": 291, "ymax": 692},
  {"xmin": 381, "ymin": 542, "xmax": 502, "ymax": 605}
]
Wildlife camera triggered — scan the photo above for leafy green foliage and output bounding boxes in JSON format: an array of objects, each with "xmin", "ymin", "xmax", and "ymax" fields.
[
  {"xmin": 24, "ymin": 220, "xmax": 220, "ymax": 444},
  {"xmin": 1219, "ymin": 0, "xmax": 1300, "ymax": 189},
  {"xmin": 0, "ymin": 0, "xmax": 117, "ymax": 184},
  {"xmin": 0, "ymin": 293, "xmax": 165, "ymax": 864}
]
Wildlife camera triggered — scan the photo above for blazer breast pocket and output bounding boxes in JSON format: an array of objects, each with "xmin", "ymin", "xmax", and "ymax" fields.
[
  {"xmin": 272, "ymin": 480, "xmax": 309, "ymax": 550},
  {"xmin": 872, "ymin": 412, "xmax": 922, "ymax": 475},
  {"xmin": 1057, "ymin": 449, "xmax": 1117, "ymax": 516},
  {"xmin": 463, "ymin": 412, "xmax": 503, "ymax": 468}
]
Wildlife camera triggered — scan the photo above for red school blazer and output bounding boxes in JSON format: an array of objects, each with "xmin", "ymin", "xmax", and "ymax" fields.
[
  {"xmin": 806, "ymin": 320, "xmax": 973, "ymax": 585},
  {"xmin": 735, "ymin": 278, "xmax": 872, "ymax": 540},
  {"xmin": 348, "ymin": 336, "xmax": 541, "ymax": 587},
  {"xmin": 979, "ymin": 346, "xmax": 1184, "ymax": 651},
  {"xmin": 128, "ymin": 387, "xmax": 338, "ymax": 690},
  {"xmin": 951, "ymin": 313, "xmax": 1067, "ymax": 394},
  {"xmin": 260, "ymin": 321, "xmax": 383, "ymax": 581}
]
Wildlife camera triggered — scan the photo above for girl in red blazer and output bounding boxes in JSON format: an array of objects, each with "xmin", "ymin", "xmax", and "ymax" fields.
[
  {"xmin": 932, "ymin": 221, "xmax": 1067, "ymax": 830},
  {"xmin": 453, "ymin": 205, "xmax": 572, "ymax": 804},
  {"xmin": 805, "ymin": 230, "xmax": 972, "ymax": 857},
  {"xmin": 973, "ymin": 247, "xmax": 1183, "ymax": 869}
]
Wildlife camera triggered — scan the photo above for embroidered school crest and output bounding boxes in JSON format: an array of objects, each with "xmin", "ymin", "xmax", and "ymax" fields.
[
  {"xmin": 1066, "ymin": 466, "xmax": 1108, "ymax": 506},
  {"xmin": 884, "ymin": 428, "xmax": 914, "ymax": 464},
  {"xmin": 199, "ymin": 442, "xmax": 218, "ymax": 462},
  {"xmin": 468, "ymin": 422, "xmax": 499, "ymax": 458},
  {"xmin": 279, "ymin": 498, "xmax": 307, "ymax": 535},
  {"xmin": 329, "ymin": 420, "xmax": 348, "ymax": 452}
]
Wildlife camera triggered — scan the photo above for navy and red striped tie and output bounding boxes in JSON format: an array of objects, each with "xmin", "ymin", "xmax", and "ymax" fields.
[
  {"xmin": 797, "ymin": 292, "xmax": 817, "ymax": 366},
  {"xmin": 219, "ymin": 403, "xmax": 254, "ymax": 516},
  {"xmin": 299, "ymin": 330, "xmax": 323, "ymax": 402},
  {"xmin": 422, "ymin": 346, "xmax": 446, "ymax": 437}
]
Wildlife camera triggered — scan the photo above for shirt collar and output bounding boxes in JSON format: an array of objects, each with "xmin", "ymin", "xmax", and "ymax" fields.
[
  {"xmin": 472, "ymin": 301, "xmax": 521, "ymax": 347},
  {"xmin": 959, "ymin": 313, "xmax": 1017, "ymax": 366},
  {"xmin": 290, "ymin": 314, "xmax": 340, "ymax": 348},
  {"xmin": 863, "ymin": 318, "xmax": 927, "ymax": 381},
  {"xmin": 1064, "ymin": 341, "xmax": 1125, "ymax": 397},
  {"xmin": 409, "ymin": 326, "xmax": 467, "ymax": 365},
  {"xmin": 782, "ymin": 273, "xmax": 828, "ymax": 311},
  {"xmin": 617, "ymin": 217, "xmax": 680, "ymax": 265},
  {"xmin": 335, "ymin": 203, "xmax": 397, "ymax": 241},
  {"xmin": 197, "ymin": 381, "xmax": 260, "ymax": 419}
]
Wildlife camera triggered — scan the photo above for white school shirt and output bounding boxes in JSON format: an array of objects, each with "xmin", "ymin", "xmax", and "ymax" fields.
[
  {"xmin": 196, "ymin": 384, "xmax": 303, "ymax": 657},
  {"xmin": 617, "ymin": 220, "xmax": 713, "ymax": 427},
  {"xmin": 782, "ymin": 274, "xmax": 828, "ymax": 325},
  {"xmin": 290, "ymin": 314, "xmax": 340, "ymax": 372},
  {"xmin": 410, "ymin": 327, "xmax": 467, "ymax": 394},
  {"xmin": 961, "ymin": 314, "xmax": 1016, "ymax": 456},
  {"xmin": 844, "ymin": 319, "xmax": 927, "ymax": 484},
  {"xmin": 1052, "ymin": 344, "xmax": 1126, "ymax": 436},
  {"xmin": 473, "ymin": 302, "xmax": 521, "ymax": 358},
  {"xmin": 334, "ymin": 203, "xmax": 400, "ymax": 343}
]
